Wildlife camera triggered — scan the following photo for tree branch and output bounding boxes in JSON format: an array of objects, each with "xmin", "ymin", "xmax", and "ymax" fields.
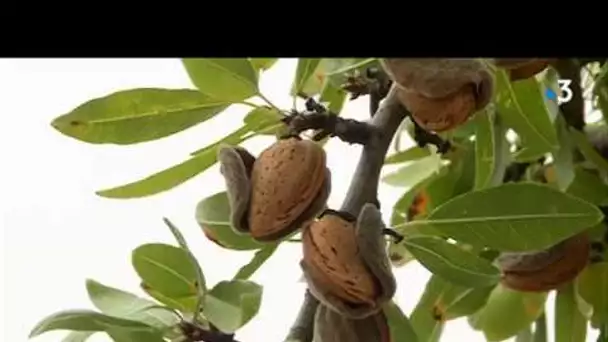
[{"xmin": 283, "ymin": 85, "xmax": 408, "ymax": 342}]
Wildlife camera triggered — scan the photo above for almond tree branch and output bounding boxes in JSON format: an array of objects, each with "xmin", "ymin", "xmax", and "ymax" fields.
[{"xmin": 283, "ymin": 85, "xmax": 408, "ymax": 342}]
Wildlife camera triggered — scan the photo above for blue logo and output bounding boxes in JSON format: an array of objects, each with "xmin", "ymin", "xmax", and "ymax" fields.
[{"xmin": 545, "ymin": 88, "xmax": 557, "ymax": 101}]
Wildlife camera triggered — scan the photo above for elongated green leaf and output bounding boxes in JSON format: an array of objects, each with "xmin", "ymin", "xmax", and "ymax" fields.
[
  {"xmin": 292, "ymin": 58, "xmax": 322, "ymax": 97},
  {"xmin": 190, "ymin": 125, "xmax": 252, "ymax": 156},
  {"xmin": 403, "ymin": 182, "xmax": 603, "ymax": 251},
  {"xmin": 86, "ymin": 279, "xmax": 177, "ymax": 329},
  {"xmin": 570, "ymin": 128, "xmax": 608, "ymax": 173},
  {"xmin": 385, "ymin": 147, "xmax": 431, "ymax": 165},
  {"xmin": 469, "ymin": 284, "xmax": 547, "ymax": 341},
  {"xmin": 384, "ymin": 301, "xmax": 419, "ymax": 342},
  {"xmin": 409, "ymin": 276, "xmax": 446, "ymax": 342},
  {"xmin": 203, "ymin": 280, "xmax": 263, "ymax": 333},
  {"xmin": 140, "ymin": 282, "xmax": 197, "ymax": 313},
  {"xmin": 243, "ymin": 106, "xmax": 283, "ymax": 135},
  {"xmin": 132, "ymin": 243, "xmax": 198, "ymax": 299},
  {"xmin": 382, "ymin": 154, "xmax": 444, "ymax": 187},
  {"xmin": 182, "ymin": 58, "xmax": 258, "ymax": 101},
  {"xmin": 62, "ymin": 331, "xmax": 95, "ymax": 342},
  {"xmin": 443, "ymin": 285, "xmax": 494, "ymax": 320},
  {"xmin": 105, "ymin": 326, "xmax": 166, "ymax": 342},
  {"xmin": 576, "ymin": 262, "xmax": 608, "ymax": 326},
  {"xmin": 30, "ymin": 310, "xmax": 156, "ymax": 338},
  {"xmin": 324, "ymin": 58, "xmax": 379, "ymax": 86},
  {"xmin": 97, "ymin": 126, "xmax": 252, "ymax": 198},
  {"xmin": 249, "ymin": 58, "xmax": 278, "ymax": 71},
  {"xmin": 196, "ymin": 192, "xmax": 264, "ymax": 251},
  {"xmin": 555, "ymin": 283, "xmax": 587, "ymax": 342},
  {"xmin": 553, "ymin": 117, "xmax": 575, "ymax": 190},
  {"xmin": 319, "ymin": 80, "xmax": 347, "ymax": 114},
  {"xmin": 566, "ymin": 167, "xmax": 608, "ymax": 205},
  {"xmin": 474, "ymin": 109, "xmax": 497, "ymax": 189},
  {"xmin": 403, "ymin": 236, "xmax": 500, "ymax": 287},
  {"xmin": 51, "ymin": 88, "xmax": 228, "ymax": 145},
  {"xmin": 494, "ymin": 70, "xmax": 558, "ymax": 159},
  {"xmin": 162, "ymin": 217, "xmax": 207, "ymax": 315},
  {"xmin": 233, "ymin": 244, "xmax": 278, "ymax": 280}
]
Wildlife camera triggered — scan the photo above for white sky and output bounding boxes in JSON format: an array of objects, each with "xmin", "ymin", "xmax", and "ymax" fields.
[{"xmin": 0, "ymin": 58, "xmax": 599, "ymax": 342}]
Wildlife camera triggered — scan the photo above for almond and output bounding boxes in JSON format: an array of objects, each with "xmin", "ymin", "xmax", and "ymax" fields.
[
  {"xmin": 498, "ymin": 233, "xmax": 590, "ymax": 292},
  {"xmin": 302, "ymin": 213, "xmax": 380, "ymax": 306},
  {"xmin": 396, "ymin": 84, "xmax": 477, "ymax": 132},
  {"xmin": 495, "ymin": 58, "xmax": 554, "ymax": 81},
  {"xmin": 248, "ymin": 137, "xmax": 328, "ymax": 241}
]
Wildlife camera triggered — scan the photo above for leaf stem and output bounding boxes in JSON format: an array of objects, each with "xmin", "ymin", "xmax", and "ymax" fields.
[
  {"xmin": 239, "ymin": 101, "xmax": 261, "ymax": 109},
  {"xmin": 256, "ymin": 92, "xmax": 283, "ymax": 113}
]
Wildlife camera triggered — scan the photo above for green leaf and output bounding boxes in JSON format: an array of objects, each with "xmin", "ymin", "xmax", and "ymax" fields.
[
  {"xmin": 190, "ymin": 125, "xmax": 252, "ymax": 156},
  {"xmin": 319, "ymin": 80, "xmax": 347, "ymax": 114},
  {"xmin": 86, "ymin": 279, "xmax": 178, "ymax": 329},
  {"xmin": 182, "ymin": 58, "xmax": 258, "ymax": 102},
  {"xmin": 243, "ymin": 106, "xmax": 283, "ymax": 135},
  {"xmin": 29, "ymin": 310, "xmax": 156, "ymax": 338},
  {"xmin": 552, "ymin": 117, "xmax": 576, "ymax": 190},
  {"xmin": 382, "ymin": 153, "xmax": 444, "ymax": 187},
  {"xmin": 97, "ymin": 126, "xmax": 252, "ymax": 199},
  {"xmin": 105, "ymin": 326, "xmax": 166, "ymax": 342},
  {"xmin": 203, "ymin": 280, "xmax": 263, "ymax": 333},
  {"xmin": 566, "ymin": 167, "xmax": 608, "ymax": 205},
  {"xmin": 140, "ymin": 282, "xmax": 197, "ymax": 313},
  {"xmin": 405, "ymin": 182, "xmax": 603, "ymax": 251},
  {"xmin": 233, "ymin": 244, "xmax": 278, "ymax": 280},
  {"xmin": 576, "ymin": 262, "xmax": 608, "ymax": 326},
  {"xmin": 62, "ymin": 331, "xmax": 95, "ymax": 342},
  {"xmin": 403, "ymin": 236, "xmax": 500, "ymax": 287},
  {"xmin": 409, "ymin": 276, "xmax": 446, "ymax": 342},
  {"xmin": 474, "ymin": 108, "xmax": 497, "ymax": 189},
  {"xmin": 195, "ymin": 192, "xmax": 264, "ymax": 251},
  {"xmin": 385, "ymin": 147, "xmax": 431, "ymax": 165},
  {"xmin": 162, "ymin": 217, "xmax": 207, "ymax": 313},
  {"xmin": 132, "ymin": 243, "xmax": 198, "ymax": 299},
  {"xmin": 249, "ymin": 58, "xmax": 278, "ymax": 71},
  {"xmin": 324, "ymin": 58, "xmax": 379, "ymax": 87},
  {"xmin": 570, "ymin": 128, "xmax": 608, "ymax": 173},
  {"xmin": 51, "ymin": 88, "xmax": 228, "ymax": 145},
  {"xmin": 443, "ymin": 285, "xmax": 494, "ymax": 320},
  {"xmin": 469, "ymin": 284, "xmax": 547, "ymax": 341},
  {"xmin": 292, "ymin": 58, "xmax": 323, "ymax": 97},
  {"xmin": 555, "ymin": 283, "xmax": 587, "ymax": 342},
  {"xmin": 384, "ymin": 301, "xmax": 419, "ymax": 342},
  {"xmin": 494, "ymin": 70, "xmax": 558, "ymax": 159}
]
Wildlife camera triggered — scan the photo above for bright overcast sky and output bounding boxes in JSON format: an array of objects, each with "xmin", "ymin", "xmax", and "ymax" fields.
[{"xmin": 0, "ymin": 58, "xmax": 599, "ymax": 342}]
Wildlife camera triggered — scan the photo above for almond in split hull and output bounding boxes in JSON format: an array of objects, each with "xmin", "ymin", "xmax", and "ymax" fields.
[
  {"xmin": 302, "ymin": 214, "xmax": 380, "ymax": 305},
  {"xmin": 248, "ymin": 138, "xmax": 326, "ymax": 241},
  {"xmin": 397, "ymin": 84, "xmax": 477, "ymax": 132},
  {"xmin": 499, "ymin": 233, "xmax": 590, "ymax": 292}
]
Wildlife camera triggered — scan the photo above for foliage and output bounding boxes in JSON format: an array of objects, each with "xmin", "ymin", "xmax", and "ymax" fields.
[{"xmin": 32, "ymin": 58, "xmax": 608, "ymax": 342}]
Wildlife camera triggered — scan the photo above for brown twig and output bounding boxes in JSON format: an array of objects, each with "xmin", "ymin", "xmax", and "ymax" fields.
[
  {"xmin": 554, "ymin": 59, "xmax": 585, "ymax": 131},
  {"xmin": 283, "ymin": 85, "xmax": 409, "ymax": 342}
]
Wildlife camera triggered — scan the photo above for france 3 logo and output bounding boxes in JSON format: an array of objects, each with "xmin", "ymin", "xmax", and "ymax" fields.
[{"xmin": 544, "ymin": 79, "xmax": 574, "ymax": 105}]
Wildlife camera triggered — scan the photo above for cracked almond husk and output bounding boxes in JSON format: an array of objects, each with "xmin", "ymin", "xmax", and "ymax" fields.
[
  {"xmin": 494, "ymin": 58, "xmax": 555, "ymax": 81},
  {"xmin": 497, "ymin": 233, "xmax": 590, "ymax": 292},
  {"xmin": 313, "ymin": 305, "xmax": 390, "ymax": 342},
  {"xmin": 301, "ymin": 203, "xmax": 396, "ymax": 319},
  {"xmin": 379, "ymin": 58, "xmax": 493, "ymax": 132},
  {"xmin": 217, "ymin": 137, "xmax": 331, "ymax": 242}
]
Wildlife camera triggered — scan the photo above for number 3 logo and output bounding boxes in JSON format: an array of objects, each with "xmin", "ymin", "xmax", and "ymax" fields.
[{"xmin": 557, "ymin": 79, "xmax": 574, "ymax": 105}]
